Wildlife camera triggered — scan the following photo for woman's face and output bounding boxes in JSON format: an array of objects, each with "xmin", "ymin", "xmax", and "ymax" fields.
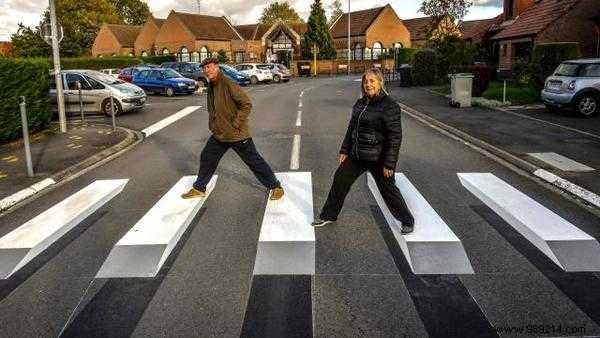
[{"xmin": 363, "ymin": 73, "xmax": 381, "ymax": 97}]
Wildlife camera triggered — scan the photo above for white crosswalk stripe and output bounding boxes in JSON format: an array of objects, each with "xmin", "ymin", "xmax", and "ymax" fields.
[
  {"xmin": 0, "ymin": 179, "xmax": 128, "ymax": 279},
  {"xmin": 95, "ymin": 175, "xmax": 217, "ymax": 278},
  {"xmin": 368, "ymin": 173, "xmax": 474, "ymax": 275},
  {"xmin": 528, "ymin": 152, "xmax": 595, "ymax": 172},
  {"xmin": 459, "ymin": 173, "xmax": 600, "ymax": 272},
  {"xmin": 253, "ymin": 172, "xmax": 315, "ymax": 275}
]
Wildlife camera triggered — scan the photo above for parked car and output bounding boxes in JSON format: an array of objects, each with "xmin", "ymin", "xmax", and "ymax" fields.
[
  {"xmin": 542, "ymin": 58, "xmax": 600, "ymax": 117},
  {"xmin": 235, "ymin": 63, "xmax": 273, "ymax": 84},
  {"xmin": 219, "ymin": 64, "xmax": 251, "ymax": 86},
  {"xmin": 99, "ymin": 68, "xmax": 121, "ymax": 78},
  {"xmin": 49, "ymin": 70, "xmax": 146, "ymax": 116},
  {"xmin": 133, "ymin": 67, "xmax": 198, "ymax": 96},
  {"xmin": 161, "ymin": 62, "xmax": 208, "ymax": 87},
  {"xmin": 264, "ymin": 63, "xmax": 291, "ymax": 83},
  {"xmin": 118, "ymin": 67, "xmax": 140, "ymax": 83}
]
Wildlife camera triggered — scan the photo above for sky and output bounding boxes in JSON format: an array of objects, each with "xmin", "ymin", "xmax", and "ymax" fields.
[{"xmin": 0, "ymin": 0, "xmax": 503, "ymax": 41}]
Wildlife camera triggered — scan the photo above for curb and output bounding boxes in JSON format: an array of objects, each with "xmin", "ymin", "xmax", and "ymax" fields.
[
  {"xmin": 396, "ymin": 101, "xmax": 600, "ymax": 214},
  {"xmin": 0, "ymin": 125, "xmax": 143, "ymax": 215}
]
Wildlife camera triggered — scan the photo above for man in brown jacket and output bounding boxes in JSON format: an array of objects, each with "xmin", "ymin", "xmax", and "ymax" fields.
[{"xmin": 182, "ymin": 57, "xmax": 284, "ymax": 200}]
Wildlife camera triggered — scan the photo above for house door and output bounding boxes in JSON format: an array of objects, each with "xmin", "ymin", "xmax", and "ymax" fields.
[{"xmin": 275, "ymin": 50, "xmax": 291, "ymax": 67}]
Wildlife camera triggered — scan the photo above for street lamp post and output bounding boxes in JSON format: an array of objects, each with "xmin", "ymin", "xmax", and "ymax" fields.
[
  {"xmin": 49, "ymin": 0, "xmax": 67, "ymax": 133},
  {"xmin": 347, "ymin": 0, "xmax": 350, "ymax": 76}
]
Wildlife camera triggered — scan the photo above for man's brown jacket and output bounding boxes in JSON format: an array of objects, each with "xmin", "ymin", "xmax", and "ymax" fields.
[{"xmin": 206, "ymin": 73, "xmax": 252, "ymax": 142}]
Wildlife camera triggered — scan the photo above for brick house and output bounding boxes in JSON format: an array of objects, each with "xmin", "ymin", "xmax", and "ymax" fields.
[
  {"xmin": 460, "ymin": 15, "xmax": 503, "ymax": 44},
  {"xmin": 329, "ymin": 4, "xmax": 411, "ymax": 60},
  {"xmin": 154, "ymin": 10, "xmax": 243, "ymax": 62},
  {"xmin": 233, "ymin": 21, "xmax": 307, "ymax": 65},
  {"xmin": 0, "ymin": 42, "xmax": 12, "ymax": 57},
  {"xmin": 491, "ymin": 0, "xmax": 600, "ymax": 68},
  {"xmin": 402, "ymin": 16, "xmax": 461, "ymax": 47},
  {"xmin": 134, "ymin": 17, "xmax": 165, "ymax": 57},
  {"xmin": 91, "ymin": 24, "xmax": 142, "ymax": 57}
]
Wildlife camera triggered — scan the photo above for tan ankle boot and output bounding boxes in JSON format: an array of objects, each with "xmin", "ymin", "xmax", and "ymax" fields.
[
  {"xmin": 269, "ymin": 187, "xmax": 284, "ymax": 200},
  {"xmin": 181, "ymin": 188, "xmax": 206, "ymax": 199}
]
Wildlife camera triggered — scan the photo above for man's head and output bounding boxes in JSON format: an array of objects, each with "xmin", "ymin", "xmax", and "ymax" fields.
[{"xmin": 200, "ymin": 57, "xmax": 220, "ymax": 82}]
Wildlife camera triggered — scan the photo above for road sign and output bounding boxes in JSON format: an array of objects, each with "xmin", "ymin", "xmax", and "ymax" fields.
[{"xmin": 40, "ymin": 20, "xmax": 63, "ymax": 46}]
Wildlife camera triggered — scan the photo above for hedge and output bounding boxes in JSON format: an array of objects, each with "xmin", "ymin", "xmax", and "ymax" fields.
[
  {"xmin": 61, "ymin": 55, "xmax": 177, "ymax": 70},
  {"xmin": 395, "ymin": 48, "xmax": 419, "ymax": 67},
  {"xmin": 0, "ymin": 57, "xmax": 51, "ymax": 142},
  {"xmin": 529, "ymin": 42, "xmax": 581, "ymax": 91},
  {"xmin": 412, "ymin": 49, "xmax": 437, "ymax": 86}
]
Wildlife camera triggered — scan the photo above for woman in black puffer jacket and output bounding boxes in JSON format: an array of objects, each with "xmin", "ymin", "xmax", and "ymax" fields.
[{"xmin": 312, "ymin": 68, "xmax": 414, "ymax": 234}]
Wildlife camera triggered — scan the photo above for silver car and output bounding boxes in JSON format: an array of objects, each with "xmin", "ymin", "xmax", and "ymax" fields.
[
  {"xmin": 265, "ymin": 63, "xmax": 292, "ymax": 83},
  {"xmin": 541, "ymin": 59, "xmax": 600, "ymax": 117},
  {"xmin": 50, "ymin": 70, "xmax": 146, "ymax": 116}
]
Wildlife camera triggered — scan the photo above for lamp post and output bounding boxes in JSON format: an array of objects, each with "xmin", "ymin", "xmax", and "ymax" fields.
[
  {"xmin": 347, "ymin": 0, "xmax": 351, "ymax": 75},
  {"xmin": 49, "ymin": 0, "xmax": 67, "ymax": 133}
]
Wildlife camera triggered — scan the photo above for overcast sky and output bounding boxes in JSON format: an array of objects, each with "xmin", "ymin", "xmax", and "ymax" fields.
[{"xmin": 0, "ymin": 0, "xmax": 503, "ymax": 41}]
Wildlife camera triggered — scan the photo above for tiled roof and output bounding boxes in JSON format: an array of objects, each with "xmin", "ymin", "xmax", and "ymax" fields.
[
  {"xmin": 0, "ymin": 41, "xmax": 12, "ymax": 56},
  {"xmin": 460, "ymin": 15, "xmax": 503, "ymax": 42},
  {"xmin": 330, "ymin": 6, "xmax": 386, "ymax": 38},
  {"xmin": 288, "ymin": 23, "xmax": 308, "ymax": 36},
  {"xmin": 492, "ymin": 0, "xmax": 579, "ymax": 40},
  {"xmin": 235, "ymin": 22, "xmax": 307, "ymax": 40},
  {"xmin": 235, "ymin": 24, "xmax": 259, "ymax": 40},
  {"xmin": 402, "ymin": 16, "xmax": 436, "ymax": 41},
  {"xmin": 153, "ymin": 18, "xmax": 166, "ymax": 28},
  {"xmin": 173, "ymin": 11, "xmax": 241, "ymax": 41},
  {"xmin": 106, "ymin": 24, "xmax": 142, "ymax": 47}
]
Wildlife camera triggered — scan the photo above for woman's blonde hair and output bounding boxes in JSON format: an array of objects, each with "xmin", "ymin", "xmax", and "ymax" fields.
[{"xmin": 361, "ymin": 67, "xmax": 387, "ymax": 98}]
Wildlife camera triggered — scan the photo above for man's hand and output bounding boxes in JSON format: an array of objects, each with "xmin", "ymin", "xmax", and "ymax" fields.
[
  {"xmin": 383, "ymin": 167, "xmax": 394, "ymax": 178},
  {"xmin": 338, "ymin": 154, "xmax": 348, "ymax": 164}
]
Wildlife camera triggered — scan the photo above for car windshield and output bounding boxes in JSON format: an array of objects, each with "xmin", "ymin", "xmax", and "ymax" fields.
[
  {"xmin": 85, "ymin": 71, "xmax": 124, "ymax": 85},
  {"xmin": 162, "ymin": 69, "xmax": 182, "ymax": 79},
  {"xmin": 554, "ymin": 63, "xmax": 580, "ymax": 76}
]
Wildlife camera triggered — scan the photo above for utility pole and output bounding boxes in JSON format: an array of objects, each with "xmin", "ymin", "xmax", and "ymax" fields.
[
  {"xmin": 347, "ymin": 0, "xmax": 350, "ymax": 76},
  {"xmin": 49, "ymin": 0, "xmax": 67, "ymax": 133}
]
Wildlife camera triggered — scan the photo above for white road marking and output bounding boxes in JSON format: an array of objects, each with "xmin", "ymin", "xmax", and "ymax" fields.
[
  {"xmin": 459, "ymin": 173, "xmax": 600, "ymax": 271},
  {"xmin": 534, "ymin": 169, "xmax": 600, "ymax": 208},
  {"xmin": 368, "ymin": 173, "xmax": 474, "ymax": 274},
  {"xmin": 142, "ymin": 106, "xmax": 201, "ymax": 137},
  {"xmin": 296, "ymin": 110, "xmax": 302, "ymax": 127},
  {"xmin": 290, "ymin": 135, "xmax": 301, "ymax": 170},
  {"xmin": 254, "ymin": 172, "xmax": 315, "ymax": 275},
  {"xmin": 298, "ymin": 101, "xmax": 303, "ymax": 108},
  {"xmin": 0, "ymin": 178, "xmax": 56, "ymax": 212},
  {"xmin": 299, "ymin": 91, "xmax": 304, "ymax": 98},
  {"xmin": 0, "ymin": 179, "xmax": 128, "ymax": 279},
  {"xmin": 96, "ymin": 176, "xmax": 217, "ymax": 278},
  {"xmin": 528, "ymin": 152, "xmax": 595, "ymax": 172}
]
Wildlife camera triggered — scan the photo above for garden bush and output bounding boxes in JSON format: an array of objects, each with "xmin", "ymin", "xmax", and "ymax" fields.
[
  {"xmin": 394, "ymin": 48, "xmax": 418, "ymax": 67},
  {"xmin": 412, "ymin": 49, "xmax": 437, "ymax": 86},
  {"xmin": 529, "ymin": 42, "xmax": 581, "ymax": 91},
  {"xmin": 0, "ymin": 57, "xmax": 51, "ymax": 142},
  {"xmin": 454, "ymin": 64, "xmax": 495, "ymax": 97}
]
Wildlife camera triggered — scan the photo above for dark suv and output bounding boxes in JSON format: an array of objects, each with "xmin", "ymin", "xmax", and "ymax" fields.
[{"xmin": 161, "ymin": 62, "xmax": 208, "ymax": 87}]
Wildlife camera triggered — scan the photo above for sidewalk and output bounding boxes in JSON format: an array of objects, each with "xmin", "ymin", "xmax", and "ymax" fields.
[
  {"xmin": 0, "ymin": 121, "xmax": 139, "ymax": 212},
  {"xmin": 389, "ymin": 86, "xmax": 600, "ymax": 208}
]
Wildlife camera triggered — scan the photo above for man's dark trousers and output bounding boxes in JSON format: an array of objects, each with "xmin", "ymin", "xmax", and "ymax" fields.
[
  {"xmin": 193, "ymin": 136, "xmax": 280, "ymax": 192},
  {"xmin": 320, "ymin": 156, "xmax": 414, "ymax": 226}
]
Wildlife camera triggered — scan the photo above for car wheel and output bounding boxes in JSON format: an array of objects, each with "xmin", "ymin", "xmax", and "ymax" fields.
[
  {"xmin": 102, "ymin": 98, "xmax": 122, "ymax": 117},
  {"xmin": 250, "ymin": 76, "xmax": 258, "ymax": 85},
  {"xmin": 273, "ymin": 75, "xmax": 280, "ymax": 83},
  {"xmin": 576, "ymin": 94, "xmax": 599, "ymax": 117},
  {"xmin": 166, "ymin": 87, "xmax": 175, "ymax": 97}
]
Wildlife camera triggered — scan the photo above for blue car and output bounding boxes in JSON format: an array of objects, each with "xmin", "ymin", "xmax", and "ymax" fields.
[
  {"xmin": 219, "ymin": 64, "xmax": 251, "ymax": 86},
  {"xmin": 133, "ymin": 67, "xmax": 198, "ymax": 96}
]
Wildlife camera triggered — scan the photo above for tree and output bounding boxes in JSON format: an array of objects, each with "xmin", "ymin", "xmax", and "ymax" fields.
[
  {"xmin": 302, "ymin": 0, "xmax": 336, "ymax": 59},
  {"xmin": 259, "ymin": 2, "xmax": 303, "ymax": 25},
  {"xmin": 108, "ymin": 0, "xmax": 152, "ymax": 25},
  {"xmin": 419, "ymin": 0, "xmax": 471, "ymax": 22},
  {"xmin": 216, "ymin": 49, "xmax": 229, "ymax": 63},
  {"xmin": 328, "ymin": 0, "xmax": 344, "ymax": 26},
  {"xmin": 10, "ymin": 24, "xmax": 52, "ymax": 57}
]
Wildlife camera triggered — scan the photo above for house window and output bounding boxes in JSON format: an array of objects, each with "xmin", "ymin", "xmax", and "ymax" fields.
[
  {"xmin": 393, "ymin": 42, "xmax": 402, "ymax": 49},
  {"xmin": 372, "ymin": 42, "xmax": 383, "ymax": 60},
  {"xmin": 353, "ymin": 43, "xmax": 363, "ymax": 60},
  {"xmin": 141, "ymin": 51, "xmax": 148, "ymax": 57},
  {"xmin": 162, "ymin": 48, "xmax": 170, "ymax": 55},
  {"xmin": 179, "ymin": 47, "xmax": 190, "ymax": 62},
  {"xmin": 501, "ymin": 44, "xmax": 507, "ymax": 57},
  {"xmin": 200, "ymin": 46, "xmax": 209, "ymax": 61},
  {"xmin": 235, "ymin": 51, "xmax": 244, "ymax": 63},
  {"xmin": 191, "ymin": 51, "xmax": 200, "ymax": 62},
  {"xmin": 364, "ymin": 47, "xmax": 372, "ymax": 60}
]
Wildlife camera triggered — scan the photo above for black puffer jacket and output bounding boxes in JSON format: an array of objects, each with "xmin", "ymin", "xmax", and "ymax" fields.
[{"xmin": 339, "ymin": 92, "xmax": 403, "ymax": 169}]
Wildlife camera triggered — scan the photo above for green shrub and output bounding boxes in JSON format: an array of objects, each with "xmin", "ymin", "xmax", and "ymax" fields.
[
  {"xmin": 394, "ymin": 48, "xmax": 418, "ymax": 67},
  {"xmin": 436, "ymin": 37, "xmax": 478, "ymax": 82},
  {"xmin": 0, "ymin": 57, "xmax": 51, "ymax": 142},
  {"xmin": 61, "ymin": 55, "xmax": 177, "ymax": 70},
  {"xmin": 512, "ymin": 58, "xmax": 531, "ymax": 85},
  {"xmin": 216, "ymin": 49, "xmax": 229, "ymax": 63},
  {"xmin": 412, "ymin": 49, "xmax": 437, "ymax": 86},
  {"xmin": 454, "ymin": 65, "xmax": 495, "ymax": 97},
  {"xmin": 529, "ymin": 42, "xmax": 581, "ymax": 91}
]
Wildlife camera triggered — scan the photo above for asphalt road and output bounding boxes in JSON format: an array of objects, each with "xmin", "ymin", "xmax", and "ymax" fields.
[{"xmin": 1, "ymin": 76, "xmax": 600, "ymax": 337}]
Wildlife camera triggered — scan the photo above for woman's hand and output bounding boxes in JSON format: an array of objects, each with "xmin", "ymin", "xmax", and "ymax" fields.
[
  {"xmin": 383, "ymin": 167, "xmax": 394, "ymax": 178},
  {"xmin": 338, "ymin": 154, "xmax": 348, "ymax": 164}
]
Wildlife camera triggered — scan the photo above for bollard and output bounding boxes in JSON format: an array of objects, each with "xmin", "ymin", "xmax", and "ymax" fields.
[
  {"xmin": 110, "ymin": 95, "xmax": 117, "ymax": 131},
  {"xmin": 19, "ymin": 96, "xmax": 34, "ymax": 177}
]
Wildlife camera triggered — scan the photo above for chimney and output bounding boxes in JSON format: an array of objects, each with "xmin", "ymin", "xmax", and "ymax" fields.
[{"xmin": 503, "ymin": 0, "xmax": 535, "ymax": 20}]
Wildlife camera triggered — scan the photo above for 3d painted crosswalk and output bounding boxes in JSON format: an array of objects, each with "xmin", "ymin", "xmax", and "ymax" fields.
[
  {"xmin": 1, "ymin": 172, "xmax": 598, "ymax": 280},
  {"xmin": 0, "ymin": 179, "xmax": 128, "ymax": 279}
]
